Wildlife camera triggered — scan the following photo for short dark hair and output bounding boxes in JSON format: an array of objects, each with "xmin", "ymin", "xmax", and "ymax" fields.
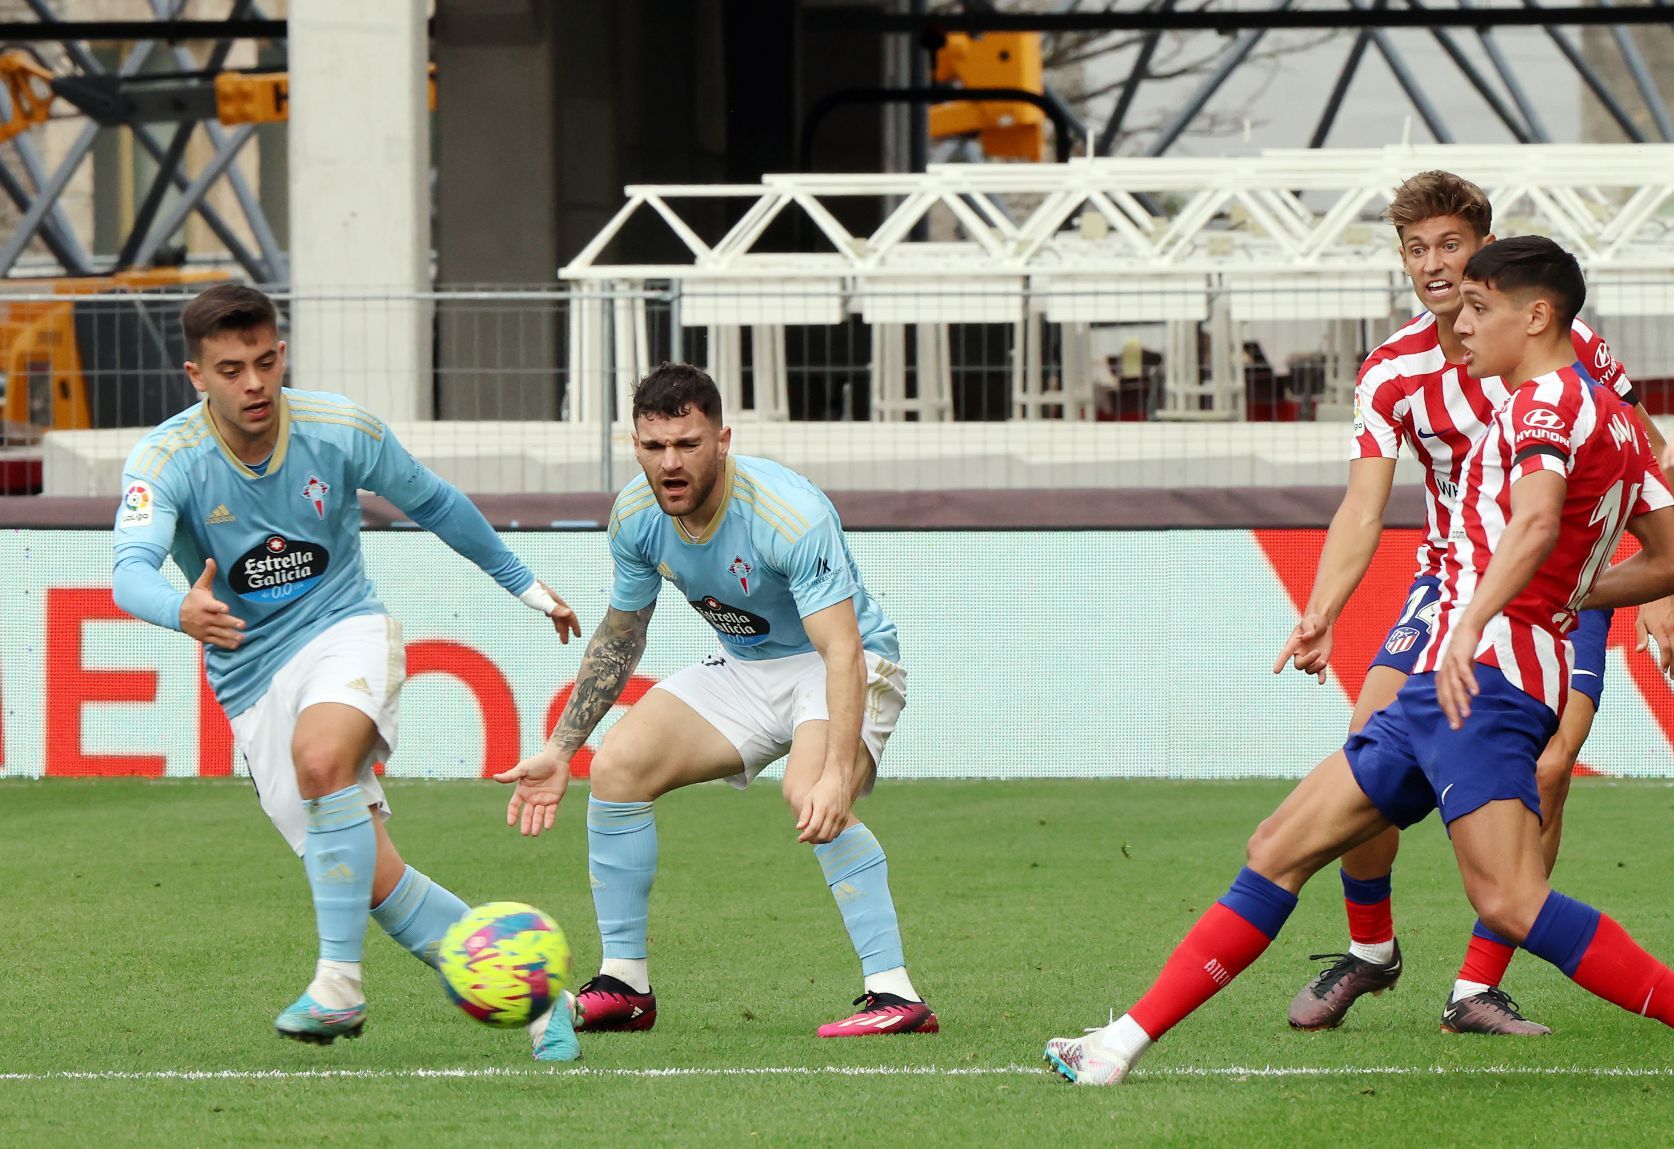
[
  {"xmin": 1463, "ymin": 235, "xmax": 1586, "ymax": 329},
  {"xmin": 181, "ymin": 284, "xmax": 280, "ymax": 361},
  {"xmin": 1385, "ymin": 170, "xmax": 1493, "ymax": 239},
  {"xmin": 631, "ymin": 362, "xmax": 723, "ymax": 425}
]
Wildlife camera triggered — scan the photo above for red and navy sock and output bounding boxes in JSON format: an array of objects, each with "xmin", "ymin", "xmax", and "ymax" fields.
[
  {"xmin": 1129, "ymin": 867, "xmax": 1297, "ymax": 1040},
  {"xmin": 1340, "ymin": 869, "xmax": 1394, "ymax": 949},
  {"xmin": 1458, "ymin": 920, "xmax": 1517, "ymax": 988},
  {"xmin": 1521, "ymin": 890, "xmax": 1674, "ymax": 1025}
]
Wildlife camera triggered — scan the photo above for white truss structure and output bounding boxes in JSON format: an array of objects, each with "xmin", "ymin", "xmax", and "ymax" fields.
[{"xmin": 560, "ymin": 145, "xmax": 1674, "ymax": 422}]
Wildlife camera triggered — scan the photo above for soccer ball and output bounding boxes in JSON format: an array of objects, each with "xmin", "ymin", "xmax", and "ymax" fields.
[{"xmin": 436, "ymin": 902, "xmax": 571, "ymax": 1028}]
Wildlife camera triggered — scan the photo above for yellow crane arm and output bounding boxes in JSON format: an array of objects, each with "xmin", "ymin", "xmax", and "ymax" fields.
[
  {"xmin": 0, "ymin": 50, "xmax": 56, "ymax": 145},
  {"xmin": 214, "ymin": 64, "xmax": 436, "ymax": 126}
]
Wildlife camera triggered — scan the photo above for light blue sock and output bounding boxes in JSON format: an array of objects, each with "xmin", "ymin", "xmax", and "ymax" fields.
[
  {"xmin": 303, "ymin": 784, "xmax": 376, "ymax": 963},
  {"xmin": 371, "ymin": 864, "xmax": 470, "ymax": 968},
  {"xmin": 587, "ymin": 797, "xmax": 657, "ymax": 960},
  {"xmin": 813, "ymin": 823, "xmax": 906, "ymax": 977}
]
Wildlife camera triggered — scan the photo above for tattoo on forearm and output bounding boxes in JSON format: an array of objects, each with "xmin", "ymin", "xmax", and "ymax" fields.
[{"xmin": 547, "ymin": 605, "xmax": 654, "ymax": 754}]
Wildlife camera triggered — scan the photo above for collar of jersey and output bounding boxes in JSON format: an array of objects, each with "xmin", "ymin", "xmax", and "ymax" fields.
[
  {"xmin": 204, "ymin": 391, "xmax": 291, "ymax": 479},
  {"xmin": 675, "ymin": 456, "xmax": 736, "ymax": 546}
]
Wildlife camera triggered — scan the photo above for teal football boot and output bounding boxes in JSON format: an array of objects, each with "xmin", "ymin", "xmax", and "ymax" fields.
[
  {"xmin": 530, "ymin": 990, "xmax": 581, "ymax": 1062},
  {"xmin": 275, "ymin": 993, "xmax": 367, "ymax": 1044}
]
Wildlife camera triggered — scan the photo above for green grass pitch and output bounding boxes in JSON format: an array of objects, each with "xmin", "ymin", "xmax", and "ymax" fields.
[{"xmin": 4, "ymin": 776, "xmax": 1674, "ymax": 1146}]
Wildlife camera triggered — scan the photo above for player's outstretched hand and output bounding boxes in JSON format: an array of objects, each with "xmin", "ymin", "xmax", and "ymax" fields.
[
  {"xmin": 796, "ymin": 772, "xmax": 852, "ymax": 845},
  {"xmin": 179, "ymin": 558, "xmax": 245, "ymax": 650},
  {"xmin": 1274, "ymin": 612, "xmax": 1332, "ymax": 684},
  {"xmin": 1435, "ymin": 630, "xmax": 1480, "ymax": 730},
  {"xmin": 492, "ymin": 747, "xmax": 570, "ymax": 837},
  {"xmin": 1636, "ymin": 596, "xmax": 1674, "ymax": 676},
  {"xmin": 536, "ymin": 579, "xmax": 582, "ymax": 644}
]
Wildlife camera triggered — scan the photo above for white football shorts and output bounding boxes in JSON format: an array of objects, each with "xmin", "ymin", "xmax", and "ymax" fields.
[
  {"xmin": 228, "ymin": 613, "xmax": 405, "ymax": 855},
  {"xmin": 652, "ymin": 648, "xmax": 906, "ymax": 790}
]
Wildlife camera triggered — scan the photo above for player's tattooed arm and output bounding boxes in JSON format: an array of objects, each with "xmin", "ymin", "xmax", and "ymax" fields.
[
  {"xmin": 545, "ymin": 604, "xmax": 656, "ymax": 757},
  {"xmin": 496, "ymin": 603, "xmax": 656, "ymax": 835}
]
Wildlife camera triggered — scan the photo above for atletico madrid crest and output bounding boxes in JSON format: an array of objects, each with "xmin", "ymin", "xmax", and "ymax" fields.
[{"xmin": 1385, "ymin": 626, "xmax": 1421, "ymax": 656}]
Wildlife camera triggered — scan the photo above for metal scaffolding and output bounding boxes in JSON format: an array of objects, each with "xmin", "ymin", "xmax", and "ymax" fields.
[
  {"xmin": 871, "ymin": 0, "xmax": 1674, "ymax": 157},
  {"xmin": 0, "ymin": 0, "xmax": 285, "ymax": 281},
  {"xmin": 560, "ymin": 144, "xmax": 1674, "ymax": 421}
]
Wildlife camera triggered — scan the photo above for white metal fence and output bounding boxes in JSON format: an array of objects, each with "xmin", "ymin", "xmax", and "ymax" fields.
[{"xmin": 12, "ymin": 279, "xmax": 1674, "ymax": 496}]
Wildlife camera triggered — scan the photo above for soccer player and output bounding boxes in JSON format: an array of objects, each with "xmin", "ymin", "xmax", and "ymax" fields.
[
  {"xmin": 1273, "ymin": 170, "xmax": 1674, "ymax": 1035},
  {"xmin": 112, "ymin": 284, "xmax": 586, "ymax": 1059},
  {"xmin": 493, "ymin": 362, "xmax": 937, "ymax": 1038},
  {"xmin": 1046, "ymin": 237, "xmax": 1674, "ymax": 1086}
]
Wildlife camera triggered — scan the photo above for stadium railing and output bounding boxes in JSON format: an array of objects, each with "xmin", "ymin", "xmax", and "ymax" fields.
[{"xmin": 13, "ymin": 279, "xmax": 1674, "ymax": 497}]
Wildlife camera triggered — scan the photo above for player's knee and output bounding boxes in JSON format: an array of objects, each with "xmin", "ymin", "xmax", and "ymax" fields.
[
  {"xmin": 1537, "ymin": 773, "xmax": 1573, "ymax": 828},
  {"xmin": 588, "ymin": 744, "xmax": 628, "ymax": 797},
  {"xmin": 780, "ymin": 770, "xmax": 822, "ymax": 812},
  {"xmin": 1243, "ymin": 811, "xmax": 1334, "ymax": 890},
  {"xmin": 290, "ymin": 740, "xmax": 356, "ymax": 798},
  {"xmin": 1465, "ymin": 885, "xmax": 1540, "ymax": 945},
  {"xmin": 1534, "ymin": 735, "xmax": 1577, "ymax": 778},
  {"xmin": 1244, "ymin": 814, "xmax": 1283, "ymax": 872},
  {"xmin": 589, "ymin": 728, "xmax": 653, "ymax": 801},
  {"xmin": 1534, "ymin": 750, "xmax": 1576, "ymax": 822},
  {"xmin": 1470, "ymin": 902, "xmax": 1533, "ymax": 945}
]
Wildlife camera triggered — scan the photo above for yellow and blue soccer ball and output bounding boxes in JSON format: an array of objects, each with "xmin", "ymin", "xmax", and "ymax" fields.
[{"xmin": 437, "ymin": 902, "xmax": 571, "ymax": 1028}]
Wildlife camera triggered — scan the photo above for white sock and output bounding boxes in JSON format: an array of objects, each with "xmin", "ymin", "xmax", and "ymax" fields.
[
  {"xmin": 1451, "ymin": 979, "xmax": 1491, "ymax": 1005},
  {"xmin": 1095, "ymin": 1014, "xmax": 1153, "ymax": 1064},
  {"xmin": 307, "ymin": 958, "xmax": 363, "ymax": 1008},
  {"xmin": 1349, "ymin": 939, "xmax": 1396, "ymax": 965},
  {"xmin": 863, "ymin": 966, "xmax": 920, "ymax": 1002},
  {"xmin": 600, "ymin": 957, "xmax": 650, "ymax": 994}
]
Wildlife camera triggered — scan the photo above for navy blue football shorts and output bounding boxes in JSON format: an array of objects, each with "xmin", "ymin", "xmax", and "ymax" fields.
[
  {"xmin": 1345, "ymin": 665, "xmax": 1559, "ymax": 830},
  {"xmin": 1569, "ymin": 607, "xmax": 1612, "ymax": 710}
]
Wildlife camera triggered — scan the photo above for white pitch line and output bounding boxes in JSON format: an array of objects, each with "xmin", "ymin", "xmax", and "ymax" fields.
[
  {"xmin": 3, "ymin": 1064, "xmax": 1674, "ymax": 1083},
  {"xmin": 0, "ymin": 1066, "xmax": 1038, "ymax": 1083}
]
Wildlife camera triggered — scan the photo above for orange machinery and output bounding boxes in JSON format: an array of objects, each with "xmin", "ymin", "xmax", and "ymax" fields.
[
  {"xmin": 930, "ymin": 32, "xmax": 1047, "ymax": 161},
  {"xmin": 0, "ymin": 269, "xmax": 226, "ymax": 491}
]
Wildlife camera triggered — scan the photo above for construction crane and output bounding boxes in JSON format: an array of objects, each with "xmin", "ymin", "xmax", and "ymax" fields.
[
  {"xmin": 0, "ymin": 48, "xmax": 431, "ymax": 134},
  {"xmin": 929, "ymin": 31, "xmax": 1048, "ymax": 161}
]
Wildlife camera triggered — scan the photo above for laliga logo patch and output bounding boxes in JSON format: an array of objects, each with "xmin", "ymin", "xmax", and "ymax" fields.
[
  {"xmin": 728, "ymin": 554, "xmax": 753, "ymax": 594},
  {"xmin": 301, "ymin": 474, "xmax": 330, "ymax": 519},
  {"xmin": 118, "ymin": 481, "xmax": 153, "ymax": 528},
  {"xmin": 1521, "ymin": 407, "xmax": 1563, "ymax": 430}
]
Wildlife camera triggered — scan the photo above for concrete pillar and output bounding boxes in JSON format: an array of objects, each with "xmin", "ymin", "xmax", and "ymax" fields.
[
  {"xmin": 433, "ymin": 0, "xmax": 560, "ymax": 420},
  {"xmin": 287, "ymin": 0, "xmax": 431, "ymax": 419},
  {"xmin": 433, "ymin": 0, "xmax": 729, "ymax": 420}
]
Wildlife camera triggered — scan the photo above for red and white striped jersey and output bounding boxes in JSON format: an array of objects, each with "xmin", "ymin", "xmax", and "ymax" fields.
[
  {"xmin": 1414, "ymin": 367, "xmax": 1672, "ymax": 714},
  {"xmin": 1351, "ymin": 313, "xmax": 1636, "ymax": 580}
]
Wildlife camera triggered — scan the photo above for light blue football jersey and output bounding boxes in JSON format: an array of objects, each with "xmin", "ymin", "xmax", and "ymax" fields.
[
  {"xmin": 607, "ymin": 455, "xmax": 898, "ymax": 661},
  {"xmin": 112, "ymin": 388, "xmax": 534, "ymax": 716}
]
